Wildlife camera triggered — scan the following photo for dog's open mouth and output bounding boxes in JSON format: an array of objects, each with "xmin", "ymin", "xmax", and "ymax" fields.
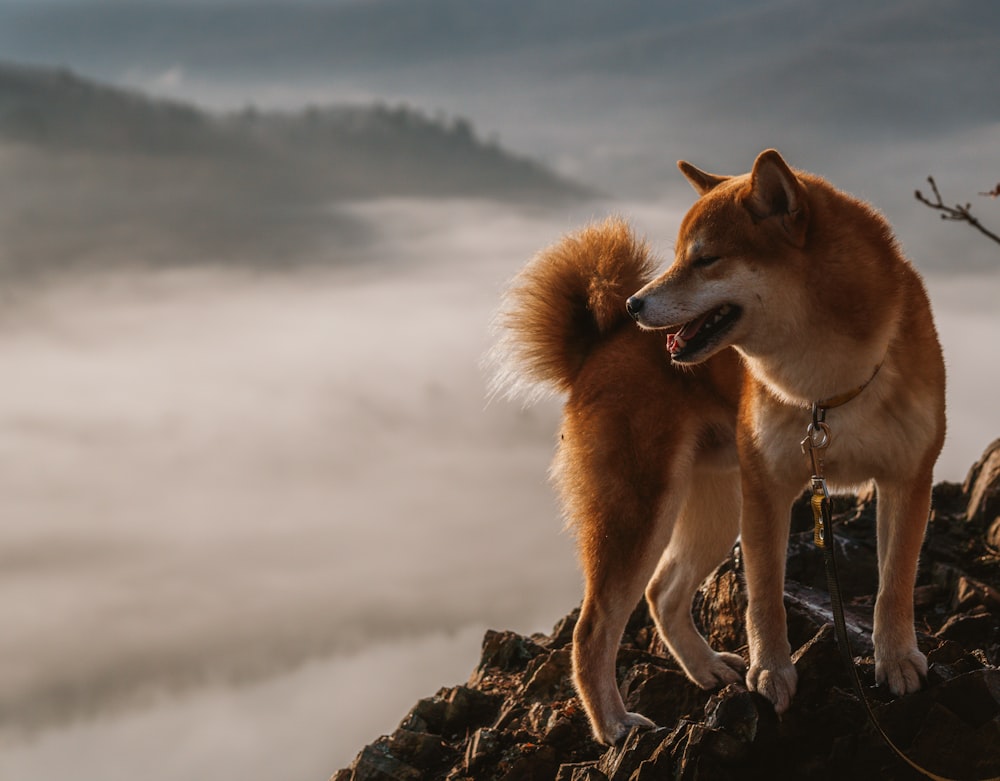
[{"xmin": 666, "ymin": 303, "xmax": 741, "ymax": 362}]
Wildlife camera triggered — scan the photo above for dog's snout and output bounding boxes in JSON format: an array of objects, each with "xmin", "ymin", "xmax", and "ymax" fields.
[{"xmin": 625, "ymin": 295, "xmax": 644, "ymax": 320}]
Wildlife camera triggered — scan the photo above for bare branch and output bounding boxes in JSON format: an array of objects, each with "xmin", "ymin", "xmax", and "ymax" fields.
[{"xmin": 915, "ymin": 176, "xmax": 1000, "ymax": 246}]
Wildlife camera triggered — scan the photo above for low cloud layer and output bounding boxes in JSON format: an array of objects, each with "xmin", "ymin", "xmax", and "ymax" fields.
[
  {"xmin": 0, "ymin": 197, "xmax": 996, "ymax": 778},
  {"xmin": 0, "ymin": 200, "xmax": 588, "ymax": 774}
]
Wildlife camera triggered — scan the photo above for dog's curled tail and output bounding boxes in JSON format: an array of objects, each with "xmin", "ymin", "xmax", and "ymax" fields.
[{"xmin": 489, "ymin": 216, "xmax": 656, "ymax": 402}]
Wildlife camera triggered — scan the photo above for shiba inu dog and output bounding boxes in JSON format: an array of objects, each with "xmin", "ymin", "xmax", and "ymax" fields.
[{"xmin": 493, "ymin": 149, "xmax": 946, "ymax": 744}]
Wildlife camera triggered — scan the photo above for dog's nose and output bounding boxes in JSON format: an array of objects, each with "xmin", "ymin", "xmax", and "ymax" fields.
[{"xmin": 625, "ymin": 296, "xmax": 644, "ymax": 320}]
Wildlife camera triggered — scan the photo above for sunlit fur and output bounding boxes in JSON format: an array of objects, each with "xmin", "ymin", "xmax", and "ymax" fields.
[
  {"xmin": 493, "ymin": 216, "xmax": 744, "ymax": 743},
  {"xmin": 494, "ymin": 150, "xmax": 945, "ymax": 744},
  {"xmin": 489, "ymin": 217, "xmax": 658, "ymax": 404}
]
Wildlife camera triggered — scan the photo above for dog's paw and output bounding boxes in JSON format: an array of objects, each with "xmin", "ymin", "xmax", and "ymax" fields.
[
  {"xmin": 875, "ymin": 647, "xmax": 927, "ymax": 696},
  {"xmin": 746, "ymin": 659, "xmax": 797, "ymax": 714},
  {"xmin": 688, "ymin": 651, "xmax": 746, "ymax": 690},
  {"xmin": 597, "ymin": 712, "xmax": 657, "ymax": 745}
]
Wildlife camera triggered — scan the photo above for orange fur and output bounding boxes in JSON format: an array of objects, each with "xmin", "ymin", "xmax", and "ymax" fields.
[
  {"xmin": 495, "ymin": 151, "xmax": 945, "ymax": 744},
  {"xmin": 493, "ymin": 216, "xmax": 744, "ymax": 743},
  {"xmin": 490, "ymin": 217, "xmax": 657, "ymax": 401}
]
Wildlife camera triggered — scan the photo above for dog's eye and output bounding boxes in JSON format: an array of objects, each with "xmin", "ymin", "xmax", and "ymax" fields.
[{"xmin": 692, "ymin": 255, "xmax": 721, "ymax": 268}]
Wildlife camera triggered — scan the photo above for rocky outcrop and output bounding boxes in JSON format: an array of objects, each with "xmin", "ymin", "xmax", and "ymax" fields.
[
  {"xmin": 966, "ymin": 438, "xmax": 1000, "ymax": 551},
  {"xmin": 333, "ymin": 443, "xmax": 1000, "ymax": 780}
]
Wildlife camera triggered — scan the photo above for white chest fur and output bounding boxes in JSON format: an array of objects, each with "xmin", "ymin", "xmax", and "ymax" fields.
[{"xmin": 749, "ymin": 360, "xmax": 939, "ymax": 492}]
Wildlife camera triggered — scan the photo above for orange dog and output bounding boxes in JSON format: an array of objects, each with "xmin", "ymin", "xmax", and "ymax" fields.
[{"xmin": 493, "ymin": 150, "xmax": 945, "ymax": 744}]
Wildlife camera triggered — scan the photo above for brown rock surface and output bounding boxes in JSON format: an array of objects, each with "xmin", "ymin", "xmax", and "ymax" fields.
[
  {"xmin": 333, "ymin": 444, "xmax": 1000, "ymax": 780},
  {"xmin": 965, "ymin": 438, "xmax": 1000, "ymax": 525}
]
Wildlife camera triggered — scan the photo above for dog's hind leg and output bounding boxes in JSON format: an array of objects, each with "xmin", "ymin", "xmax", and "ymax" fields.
[
  {"xmin": 571, "ymin": 484, "xmax": 684, "ymax": 745},
  {"xmin": 645, "ymin": 466, "xmax": 744, "ymax": 689}
]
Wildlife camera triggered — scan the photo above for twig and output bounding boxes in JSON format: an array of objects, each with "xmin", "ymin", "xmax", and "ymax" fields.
[{"xmin": 914, "ymin": 176, "xmax": 1000, "ymax": 246}]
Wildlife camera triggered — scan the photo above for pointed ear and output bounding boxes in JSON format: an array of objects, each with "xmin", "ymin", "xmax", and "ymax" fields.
[
  {"xmin": 677, "ymin": 160, "xmax": 729, "ymax": 196},
  {"xmin": 744, "ymin": 149, "xmax": 809, "ymax": 247}
]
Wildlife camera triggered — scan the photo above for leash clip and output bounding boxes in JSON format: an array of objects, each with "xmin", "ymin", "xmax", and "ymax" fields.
[
  {"xmin": 802, "ymin": 403, "xmax": 832, "ymax": 549},
  {"xmin": 810, "ymin": 476, "xmax": 830, "ymax": 549},
  {"xmin": 800, "ymin": 420, "xmax": 831, "ymax": 453},
  {"xmin": 800, "ymin": 402, "xmax": 831, "ymax": 478}
]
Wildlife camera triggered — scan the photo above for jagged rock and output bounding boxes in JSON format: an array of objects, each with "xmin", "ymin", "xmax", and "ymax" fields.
[
  {"xmin": 964, "ymin": 438, "xmax": 1000, "ymax": 524},
  {"xmin": 387, "ymin": 729, "xmax": 453, "ymax": 770},
  {"xmin": 786, "ymin": 528, "xmax": 879, "ymax": 596},
  {"xmin": 704, "ymin": 683, "xmax": 778, "ymax": 758},
  {"xmin": 522, "ymin": 649, "xmax": 572, "ymax": 700},
  {"xmin": 875, "ymin": 669, "xmax": 1000, "ymax": 779},
  {"xmin": 596, "ymin": 725, "xmax": 673, "ymax": 781},
  {"xmin": 620, "ymin": 664, "xmax": 707, "ymax": 728},
  {"xmin": 554, "ymin": 764, "xmax": 606, "ymax": 781},
  {"xmin": 475, "ymin": 630, "xmax": 548, "ymax": 679},
  {"xmin": 989, "ymin": 517, "xmax": 1000, "ymax": 551},
  {"xmin": 349, "ymin": 741, "xmax": 423, "ymax": 781},
  {"xmin": 463, "ymin": 726, "xmax": 501, "ymax": 773},
  {"xmin": 694, "ymin": 555, "xmax": 747, "ymax": 651},
  {"xmin": 927, "ymin": 640, "xmax": 988, "ymax": 685},
  {"xmin": 399, "ymin": 694, "xmax": 448, "ymax": 734},
  {"xmin": 936, "ymin": 609, "xmax": 1000, "ymax": 647},
  {"xmin": 782, "ymin": 580, "xmax": 872, "ymax": 652},
  {"xmin": 934, "ymin": 563, "xmax": 1000, "ymax": 614},
  {"xmin": 546, "ymin": 610, "xmax": 579, "ymax": 650},
  {"xmin": 494, "ymin": 744, "xmax": 559, "ymax": 780},
  {"xmin": 955, "ymin": 573, "xmax": 1000, "ymax": 612},
  {"xmin": 790, "ymin": 624, "xmax": 853, "ymax": 699},
  {"xmin": 440, "ymin": 685, "xmax": 502, "ymax": 738},
  {"xmin": 332, "ymin": 459, "xmax": 1000, "ymax": 781}
]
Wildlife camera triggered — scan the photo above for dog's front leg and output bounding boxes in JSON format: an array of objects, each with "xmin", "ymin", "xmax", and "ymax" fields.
[
  {"xmin": 740, "ymin": 472, "xmax": 799, "ymax": 714},
  {"xmin": 872, "ymin": 474, "xmax": 933, "ymax": 695}
]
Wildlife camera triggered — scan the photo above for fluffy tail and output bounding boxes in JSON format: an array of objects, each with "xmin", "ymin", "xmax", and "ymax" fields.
[{"xmin": 489, "ymin": 216, "xmax": 657, "ymax": 402}]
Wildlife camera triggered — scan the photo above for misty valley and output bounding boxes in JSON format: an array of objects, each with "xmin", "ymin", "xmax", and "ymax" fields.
[
  {"xmin": 0, "ymin": 63, "xmax": 587, "ymax": 277},
  {"xmin": 0, "ymin": 3, "xmax": 997, "ymax": 776}
]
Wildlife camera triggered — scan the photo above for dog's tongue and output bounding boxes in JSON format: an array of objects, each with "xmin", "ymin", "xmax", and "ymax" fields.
[
  {"xmin": 667, "ymin": 311, "xmax": 713, "ymax": 355},
  {"xmin": 680, "ymin": 312, "xmax": 712, "ymax": 340}
]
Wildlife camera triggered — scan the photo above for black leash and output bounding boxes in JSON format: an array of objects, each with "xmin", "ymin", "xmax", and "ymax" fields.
[{"xmin": 802, "ymin": 406, "xmax": 999, "ymax": 781}]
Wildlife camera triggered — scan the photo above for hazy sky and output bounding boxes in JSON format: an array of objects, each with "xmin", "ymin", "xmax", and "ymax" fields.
[{"xmin": 1, "ymin": 0, "xmax": 996, "ymax": 268}]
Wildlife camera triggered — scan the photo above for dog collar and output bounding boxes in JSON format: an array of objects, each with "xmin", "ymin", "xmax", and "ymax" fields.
[{"xmin": 815, "ymin": 362, "xmax": 883, "ymax": 412}]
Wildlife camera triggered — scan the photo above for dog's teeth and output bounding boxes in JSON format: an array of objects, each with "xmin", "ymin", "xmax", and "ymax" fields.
[{"xmin": 708, "ymin": 304, "xmax": 732, "ymax": 327}]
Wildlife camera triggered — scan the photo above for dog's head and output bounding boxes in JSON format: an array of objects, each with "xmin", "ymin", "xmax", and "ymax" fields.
[{"xmin": 627, "ymin": 149, "xmax": 810, "ymax": 364}]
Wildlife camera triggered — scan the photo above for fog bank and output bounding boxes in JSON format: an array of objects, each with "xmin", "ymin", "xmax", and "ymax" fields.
[{"xmin": 0, "ymin": 198, "xmax": 995, "ymax": 778}]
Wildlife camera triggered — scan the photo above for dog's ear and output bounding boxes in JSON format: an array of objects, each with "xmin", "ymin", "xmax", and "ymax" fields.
[
  {"xmin": 745, "ymin": 149, "xmax": 809, "ymax": 247},
  {"xmin": 677, "ymin": 160, "xmax": 729, "ymax": 196}
]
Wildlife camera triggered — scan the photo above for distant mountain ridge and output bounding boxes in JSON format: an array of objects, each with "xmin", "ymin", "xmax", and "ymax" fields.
[
  {"xmin": 0, "ymin": 61, "xmax": 590, "ymax": 274},
  {"xmin": 0, "ymin": 0, "xmax": 998, "ymax": 206},
  {"xmin": 0, "ymin": 62, "xmax": 238, "ymax": 157},
  {"xmin": 0, "ymin": 61, "xmax": 588, "ymax": 201}
]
